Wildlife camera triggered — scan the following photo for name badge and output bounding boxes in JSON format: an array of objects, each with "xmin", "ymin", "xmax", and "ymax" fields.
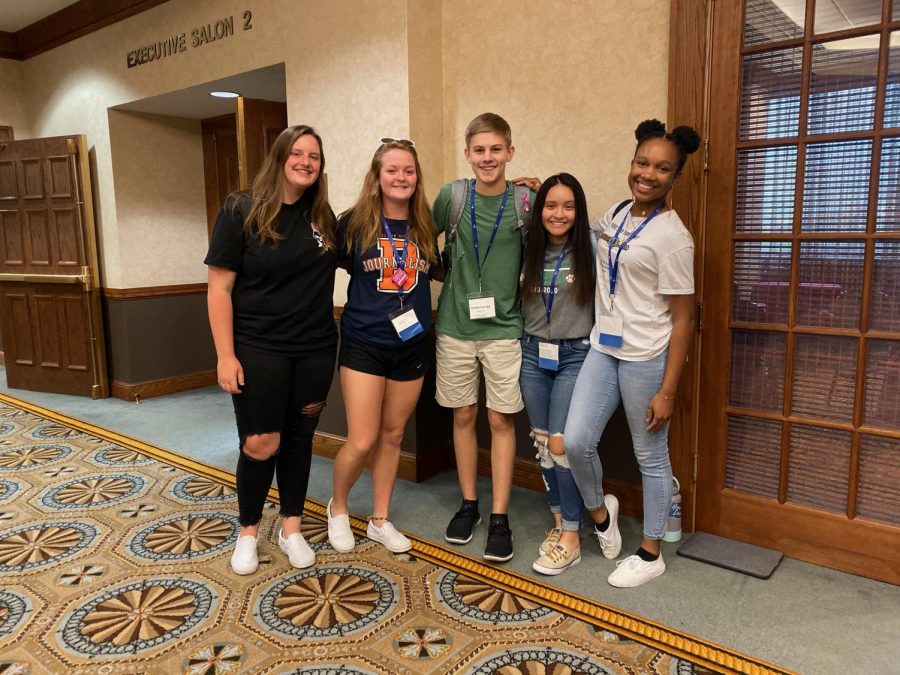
[
  {"xmin": 597, "ymin": 313, "xmax": 624, "ymax": 348},
  {"xmin": 467, "ymin": 292, "xmax": 496, "ymax": 320},
  {"xmin": 389, "ymin": 306, "xmax": 423, "ymax": 342},
  {"xmin": 538, "ymin": 341, "xmax": 559, "ymax": 371}
]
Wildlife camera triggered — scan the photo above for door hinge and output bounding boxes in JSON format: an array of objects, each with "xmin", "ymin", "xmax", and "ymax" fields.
[
  {"xmin": 91, "ymin": 384, "xmax": 101, "ymax": 398},
  {"xmin": 696, "ymin": 302, "xmax": 703, "ymax": 333},
  {"xmin": 703, "ymin": 138, "xmax": 709, "ymax": 171},
  {"xmin": 80, "ymin": 265, "xmax": 92, "ymax": 291},
  {"xmin": 692, "ymin": 453, "xmax": 699, "ymax": 482},
  {"xmin": 66, "ymin": 137, "xmax": 79, "ymax": 156}
]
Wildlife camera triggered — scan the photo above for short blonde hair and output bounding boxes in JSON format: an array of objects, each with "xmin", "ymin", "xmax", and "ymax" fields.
[{"xmin": 465, "ymin": 112, "xmax": 512, "ymax": 147}]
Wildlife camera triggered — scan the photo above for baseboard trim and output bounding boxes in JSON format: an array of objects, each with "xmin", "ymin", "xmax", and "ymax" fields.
[{"xmin": 110, "ymin": 369, "xmax": 217, "ymax": 402}]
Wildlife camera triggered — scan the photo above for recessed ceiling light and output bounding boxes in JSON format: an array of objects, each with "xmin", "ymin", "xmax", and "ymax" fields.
[{"xmin": 209, "ymin": 91, "xmax": 240, "ymax": 98}]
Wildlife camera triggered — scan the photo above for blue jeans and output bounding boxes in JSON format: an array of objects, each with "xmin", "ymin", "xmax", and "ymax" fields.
[
  {"xmin": 565, "ymin": 347, "xmax": 673, "ymax": 540},
  {"xmin": 520, "ymin": 334, "xmax": 589, "ymax": 532}
]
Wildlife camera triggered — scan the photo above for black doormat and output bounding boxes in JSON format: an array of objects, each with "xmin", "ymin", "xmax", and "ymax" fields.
[{"xmin": 677, "ymin": 531, "xmax": 784, "ymax": 579}]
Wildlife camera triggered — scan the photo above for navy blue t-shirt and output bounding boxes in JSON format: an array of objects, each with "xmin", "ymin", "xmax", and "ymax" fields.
[{"xmin": 337, "ymin": 213, "xmax": 432, "ymax": 347}]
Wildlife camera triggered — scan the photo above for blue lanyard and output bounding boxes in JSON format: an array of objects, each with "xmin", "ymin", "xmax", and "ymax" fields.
[
  {"xmin": 470, "ymin": 179, "xmax": 508, "ymax": 279},
  {"xmin": 607, "ymin": 202, "xmax": 664, "ymax": 307},
  {"xmin": 381, "ymin": 216, "xmax": 409, "ymax": 299},
  {"xmin": 541, "ymin": 242, "xmax": 569, "ymax": 325}
]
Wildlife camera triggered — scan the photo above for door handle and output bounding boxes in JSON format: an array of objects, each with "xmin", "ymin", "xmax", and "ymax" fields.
[{"xmin": 0, "ymin": 267, "xmax": 91, "ymax": 290}]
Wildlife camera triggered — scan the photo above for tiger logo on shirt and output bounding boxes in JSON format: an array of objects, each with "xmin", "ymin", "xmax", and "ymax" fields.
[{"xmin": 362, "ymin": 237, "xmax": 431, "ymax": 294}]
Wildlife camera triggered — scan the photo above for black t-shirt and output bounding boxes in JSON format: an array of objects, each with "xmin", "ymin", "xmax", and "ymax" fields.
[
  {"xmin": 204, "ymin": 192, "xmax": 337, "ymax": 356},
  {"xmin": 337, "ymin": 212, "xmax": 432, "ymax": 347}
]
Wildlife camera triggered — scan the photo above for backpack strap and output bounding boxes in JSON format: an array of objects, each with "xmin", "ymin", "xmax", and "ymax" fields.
[
  {"xmin": 512, "ymin": 183, "xmax": 532, "ymax": 245},
  {"xmin": 445, "ymin": 179, "xmax": 469, "ymax": 249},
  {"xmin": 612, "ymin": 199, "xmax": 632, "ymax": 220}
]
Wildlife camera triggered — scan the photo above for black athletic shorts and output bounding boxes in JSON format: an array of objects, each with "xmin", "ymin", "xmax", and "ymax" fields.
[{"xmin": 338, "ymin": 333, "xmax": 428, "ymax": 381}]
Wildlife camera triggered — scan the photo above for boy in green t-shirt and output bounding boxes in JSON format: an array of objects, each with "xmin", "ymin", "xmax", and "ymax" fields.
[{"xmin": 433, "ymin": 112, "xmax": 535, "ymax": 563}]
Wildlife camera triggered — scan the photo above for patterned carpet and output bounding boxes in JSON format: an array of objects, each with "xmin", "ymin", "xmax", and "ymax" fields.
[{"xmin": 0, "ymin": 393, "xmax": 790, "ymax": 675}]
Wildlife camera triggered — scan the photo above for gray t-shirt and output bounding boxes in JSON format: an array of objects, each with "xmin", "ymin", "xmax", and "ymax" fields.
[{"xmin": 522, "ymin": 241, "xmax": 594, "ymax": 339}]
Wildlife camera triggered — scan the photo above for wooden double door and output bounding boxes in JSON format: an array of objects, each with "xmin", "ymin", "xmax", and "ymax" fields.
[
  {"xmin": 0, "ymin": 135, "xmax": 107, "ymax": 397},
  {"xmin": 697, "ymin": 0, "xmax": 900, "ymax": 583}
]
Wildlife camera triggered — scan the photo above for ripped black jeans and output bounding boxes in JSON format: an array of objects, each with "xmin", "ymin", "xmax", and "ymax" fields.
[{"xmin": 232, "ymin": 342, "xmax": 336, "ymax": 526}]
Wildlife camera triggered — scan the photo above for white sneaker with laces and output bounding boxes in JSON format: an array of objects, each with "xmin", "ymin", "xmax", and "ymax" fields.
[
  {"xmin": 594, "ymin": 494, "xmax": 622, "ymax": 559},
  {"xmin": 278, "ymin": 528, "xmax": 315, "ymax": 568},
  {"xmin": 327, "ymin": 499, "xmax": 355, "ymax": 552},
  {"xmin": 607, "ymin": 552, "xmax": 666, "ymax": 588},
  {"xmin": 367, "ymin": 520, "xmax": 412, "ymax": 553},
  {"xmin": 230, "ymin": 534, "xmax": 258, "ymax": 575}
]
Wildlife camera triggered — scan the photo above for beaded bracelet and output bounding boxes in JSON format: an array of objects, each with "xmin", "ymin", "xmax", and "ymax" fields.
[{"xmin": 661, "ymin": 393, "xmax": 677, "ymax": 401}]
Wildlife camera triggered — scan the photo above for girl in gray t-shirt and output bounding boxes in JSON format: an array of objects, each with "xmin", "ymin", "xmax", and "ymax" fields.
[{"xmin": 519, "ymin": 173, "xmax": 595, "ymax": 576}]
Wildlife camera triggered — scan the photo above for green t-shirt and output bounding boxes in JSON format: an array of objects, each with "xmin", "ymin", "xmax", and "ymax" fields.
[{"xmin": 433, "ymin": 180, "xmax": 528, "ymax": 340}]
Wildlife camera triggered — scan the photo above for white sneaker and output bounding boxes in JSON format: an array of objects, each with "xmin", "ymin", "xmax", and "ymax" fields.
[
  {"xmin": 278, "ymin": 528, "xmax": 315, "ymax": 568},
  {"xmin": 230, "ymin": 534, "xmax": 258, "ymax": 575},
  {"xmin": 367, "ymin": 520, "xmax": 412, "ymax": 553},
  {"xmin": 594, "ymin": 494, "xmax": 622, "ymax": 559},
  {"xmin": 327, "ymin": 499, "xmax": 355, "ymax": 552},
  {"xmin": 607, "ymin": 553, "xmax": 666, "ymax": 588}
]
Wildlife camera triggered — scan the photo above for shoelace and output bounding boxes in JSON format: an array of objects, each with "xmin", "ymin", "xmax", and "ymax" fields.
[
  {"xmin": 545, "ymin": 544, "xmax": 572, "ymax": 563},
  {"xmin": 616, "ymin": 555, "xmax": 642, "ymax": 568}
]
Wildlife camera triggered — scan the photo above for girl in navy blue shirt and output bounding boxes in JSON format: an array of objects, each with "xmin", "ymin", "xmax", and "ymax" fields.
[{"xmin": 326, "ymin": 139, "xmax": 438, "ymax": 553}]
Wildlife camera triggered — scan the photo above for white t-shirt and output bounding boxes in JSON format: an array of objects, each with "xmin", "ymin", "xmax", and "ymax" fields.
[{"xmin": 589, "ymin": 202, "xmax": 694, "ymax": 361}]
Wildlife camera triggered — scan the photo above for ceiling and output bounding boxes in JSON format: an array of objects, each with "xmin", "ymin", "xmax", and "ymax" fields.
[
  {"xmin": 111, "ymin": 63, "xmax": 287, "ymax": 120},
  {"xmin": 0, "ymin": 0, "xmax": 79, "ymax": 32}
]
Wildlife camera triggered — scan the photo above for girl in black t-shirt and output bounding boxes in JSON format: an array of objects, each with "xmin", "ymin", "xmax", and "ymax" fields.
[
  {"xmin": 326, "ymin": 139, "xmax": 438, "ymax": 554},
  {"xmin": 205, "ymin": 125, "xmax": 338, "ymax": 575}
]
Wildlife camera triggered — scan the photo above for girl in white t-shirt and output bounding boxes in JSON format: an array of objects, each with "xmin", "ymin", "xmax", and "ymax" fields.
[{"xmin": 565, "ymin": 119, "xmax": 700, "ymax": 588}]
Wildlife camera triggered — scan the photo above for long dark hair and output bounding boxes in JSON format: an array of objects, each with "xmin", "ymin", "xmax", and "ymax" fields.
[
  {"xmin": 229, "ymin": 125, "xmax": 336, "ymax": 249},
  {"xmin": 522, "ymin": 173, "xmax": 593, "ymax": 305}
]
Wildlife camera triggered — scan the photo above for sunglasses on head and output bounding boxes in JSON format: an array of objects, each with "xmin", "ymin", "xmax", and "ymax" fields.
[{"xmin": 379, "ymin": 137, "xmax": 415, "ymax": 147}]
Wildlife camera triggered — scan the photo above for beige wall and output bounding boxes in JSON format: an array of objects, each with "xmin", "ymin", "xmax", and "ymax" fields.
[
  {"xmin": 7, "ymin": 0, "xmax": 670, "ymax": 289},
  {"xmin": 0, "ymin": 58, "xmax": 30, "ymax": 137},
  {"xmin": 108, "ymin": 111, "xmax": 207, "ymax": 287},
  {"xmin": 441, "ymin": 0, "xmax": 669, "ymax": 221}
]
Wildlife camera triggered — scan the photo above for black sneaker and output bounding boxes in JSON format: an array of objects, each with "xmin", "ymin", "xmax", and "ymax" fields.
[
  {"xmin": 484, "ymin": 514, "xmax": 513, "ymax": 562},
  {"xmin": 445, "ymin": 500, "xmax": 481, "ymax": 544}
]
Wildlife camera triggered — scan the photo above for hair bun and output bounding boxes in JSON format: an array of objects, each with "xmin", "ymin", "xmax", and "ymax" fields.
[
  {"xmin": 635, "ymin": 119, "xmax": 666, "ymax": 142},
  {"xmin": 669, "ymin": 126, "xmax": 701, "ymax": 155}
]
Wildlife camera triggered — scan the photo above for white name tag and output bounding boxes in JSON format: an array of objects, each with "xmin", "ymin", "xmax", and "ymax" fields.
[
  {"xmin": 467, "ymin": 293, "xmax": 496, "ymax": 320},
  {"xmin": 389, "ymin": 306, "xmax": 424, "ymax": 342},
  {"xmin": 538, "ymin": 341, "xmax": 559, "ymax": 371},
  {"xmin": 597, "ymin": 313, "xmax": 624, "ymax": 348}
]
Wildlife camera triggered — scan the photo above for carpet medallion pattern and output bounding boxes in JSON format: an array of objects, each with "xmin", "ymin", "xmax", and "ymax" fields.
[{"xmin": 0, "ymin": 394, "xmax": 790, "ymax": 674}]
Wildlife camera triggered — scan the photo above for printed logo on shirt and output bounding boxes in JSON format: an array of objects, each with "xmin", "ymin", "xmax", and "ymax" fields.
[
  {"xmin": 363, "ymin": 237, "xmax": 430, "ymax": 294},
  {"xmin": 528, "ymin": 264, "xmax": 573, "ymax": 295}
]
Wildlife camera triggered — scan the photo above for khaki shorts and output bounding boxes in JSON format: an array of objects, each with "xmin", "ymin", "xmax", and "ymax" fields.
[{"xmin": 435, "ymin": 333, "xmax": 524, "ymax": 413}]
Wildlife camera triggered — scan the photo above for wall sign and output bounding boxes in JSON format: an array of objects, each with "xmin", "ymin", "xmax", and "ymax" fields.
[{"xmin": 126, "ymin": 10, "xmax": 253, "ymax": 69}]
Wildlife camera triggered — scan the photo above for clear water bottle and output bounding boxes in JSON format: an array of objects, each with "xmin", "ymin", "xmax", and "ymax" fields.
[{"xmin": 663, "ymin": 476, "xmax": 682, "ymax": 543}]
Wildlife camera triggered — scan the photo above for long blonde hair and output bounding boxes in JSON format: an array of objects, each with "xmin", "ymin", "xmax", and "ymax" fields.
[
  {"xmin": 232, "ymin": 125, "xmax": 336, "ymax": 249},
  {"xmin": 341, "ymin": 141, "xmax": 437, "ymax": 264}
]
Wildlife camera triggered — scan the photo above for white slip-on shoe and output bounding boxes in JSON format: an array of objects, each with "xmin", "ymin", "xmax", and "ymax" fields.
[
  {"xmin": 607, "ymin": 553, "xmax": 666, "ymax": 588},
  {"xmin": 230, "ymin": 534, "xmax": 258, "ymax": 575},
  {"xmin": 366, "ymin": 520, "xmax": 412, "ymax": 553},
  {"xmin": 278, "ymin": 528, "xmax": 315, "ymax": 568},
  {"xmin": 327, "ymin": 498, "xmax": 355, "ymax": 552},
  {"xmin": 594, "ymin": 494, "xmax": 622, "ymax": 559}
]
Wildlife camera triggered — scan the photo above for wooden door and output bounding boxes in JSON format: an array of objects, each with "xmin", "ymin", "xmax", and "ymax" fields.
[
  {"xmin": 236, "ymin": 97, "xmax": 287, "ymax": 189},
  {"xmin": 201, "ymin": 114, "xmax": 240, "ymax": 234},
  {"xmin": 698, "ymin": 0, "xmax": 900, "ymax": 583},
  {"xmin": 0, "ymin": 135, "xmax": 108, "ymax": 397}
]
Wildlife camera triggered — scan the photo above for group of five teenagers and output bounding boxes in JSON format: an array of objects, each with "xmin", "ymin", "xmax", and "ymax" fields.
[
  {"xmin": 564, "ymin": 120, "xmax": 701, "ymax": 587},
  {"xmin": 518, "ymin": 173, "xmax": 595, "ymax": 576},
  {"xmin": 205, "ymin": 125, "xmax": 338, "ymax": 575},
  {"xmin": 326, "ymin": 139, "xmax": 437, "ymax": 553},
  {"xmin": 432, "ymin": 113, "xmax": 537, "ymax": 562}
]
